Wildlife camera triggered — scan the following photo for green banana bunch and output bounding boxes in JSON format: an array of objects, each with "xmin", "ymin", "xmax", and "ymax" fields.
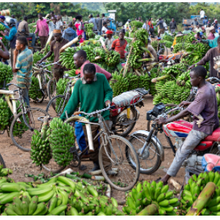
[
  {"xmin": 0, "ymin": 62, "xmax": 13, "ymax": 85},
  {"xmin": 159, "ymin": 40, "xmax": 173, "ymax": 48},
  {"xmin": 130, "ymin": 21, "xmax": 143, "ymax": 31},
  {"xmin": 43, "ymin": 44, "xmax": 54, "ymax": 62},
  {"xmin": 163, "ymin": 35, "xmax": 174, "ymax": 42},
  {"xmin": 29, "ymin": 76, "xmax": 43, "ymax": 101},
  {"xmin": 33, "ymin": 51, "xmax": 44, "ymax": 65},
  {"xmin": 123, "ymin": 181, "xmax": 179, "ymax": 215},
  {"xmin": 64, "ymin": 69, "xmax": 77, "ymax": 77},
  {"xmin": 49, "ymin": 118, "xmax": 74, "ymax": 167},
  {"xmin": 151, "ymin": 41, "xmax": 159, "ymax": 51},
  {"xmin": 81, "ymin": 45, "xmax": 96, "ymax": 62},
  {"xmin": 0, "ymin": 24, "xmax": 7, "ymax": 46},
  {"xmin": 59, "ymin": 47, "xmax": 79, "ymax": 70},
  {"xmin": 105, "ymin": 50, "xmax": 120, "ymax": 67},
  {"xmin": 0, "ymin": 98, "xmax": 10, "ymax": 130},
  {"xmin": 134, "ymin": 28, "xmax": 149, "ymax": 44},
  {"xmin": 180, "ymin": 171, "xmax": 220, "ymax": 215},
  {"xmin": 28, "ymin": 23, "xmax": 36, "ymax": 33},
  {"xmin": 0, "ymin": 168, "xmax": 13, "ymax": 177}
]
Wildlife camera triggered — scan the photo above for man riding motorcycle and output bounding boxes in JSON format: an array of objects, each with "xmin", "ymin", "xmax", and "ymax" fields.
[{"xmin": 156, "ymin": 65, "xmax": 219, "ymax": 185}]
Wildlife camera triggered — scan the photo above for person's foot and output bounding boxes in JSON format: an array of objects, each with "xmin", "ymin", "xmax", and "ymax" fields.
[{"xmin": 89, "ymin": 161, "xmax": 100, "ymax": 173}]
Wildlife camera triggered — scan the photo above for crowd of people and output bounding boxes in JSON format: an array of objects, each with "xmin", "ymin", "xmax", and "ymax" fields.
[{"xmin": 0, "ymin": 9, "xmax": 220, "ymax": 176}]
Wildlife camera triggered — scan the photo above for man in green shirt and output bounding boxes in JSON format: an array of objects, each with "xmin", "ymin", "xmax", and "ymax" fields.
[{"xmin": 60, "ymin": 63, "xmax": 113, "ymax": 172}]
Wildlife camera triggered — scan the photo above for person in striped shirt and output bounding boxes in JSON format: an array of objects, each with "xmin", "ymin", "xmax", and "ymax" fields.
[{"xmin": 13, "ymin": 36, "xmax": 33, "ymax": 107}]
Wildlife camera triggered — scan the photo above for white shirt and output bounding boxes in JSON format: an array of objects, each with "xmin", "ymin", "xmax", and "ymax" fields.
[
  {"xmin": 49, "ymin": 21, "xmax": 56, "ymax": 35},
  {"xmin": 142, "ymin": 23, "xmax": 149, "ymax": 31},
  {"xmin": 200, "ymin": 10, "xmax": 205, "ymax": 19},
  {"xmin": 56, "ymin": 20, "xmax": 63, "ymax": 30},
  {"xmin": 102, "ymin": 26, "xmax": 108, "ymax": 34}
]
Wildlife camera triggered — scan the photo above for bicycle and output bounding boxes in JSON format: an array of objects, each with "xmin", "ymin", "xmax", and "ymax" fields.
[
  {"xmin": 0, "ymin": 153, "xmax": 6, "ymax": 168},
  {"xmin": 42, "ymin": 106, "xmax": 140, "ymax": 191},
  {"xmin": 46, "ymin": 74, "xmax": 80, "ymax": 117},
  {"xmin": 0, "ymin": 83, "xmax": 49, "ymax": 152},
  {"xmin": 31, "ymin": 62, "xmax": 58, "ymax": 102}
]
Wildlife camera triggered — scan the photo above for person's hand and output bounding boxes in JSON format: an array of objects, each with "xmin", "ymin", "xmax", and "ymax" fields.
[
  {"xmin": 188, "ymin": 64, "xmax": 195, "ymax": 71},
  {"xmin": 0, "ymin": 31, "xmax": 4, "ymax": 36},
  {"xmin": 13, "ymin": 49, "xmax": 19, "ymax": 57},
  {"xmin": 155, "ymin": 116, "xmax": 167, "ymax": 125},
  {"xmin": 179, "ymin": 101, "xmax": 191, "ymax": 107},
  {"xmin": 105, "ymin": 100, "xmax": 111, "ymax": 107},
  {"xmin": 36, "ymin": 59, "xmax": 43, "ymax": 65}
]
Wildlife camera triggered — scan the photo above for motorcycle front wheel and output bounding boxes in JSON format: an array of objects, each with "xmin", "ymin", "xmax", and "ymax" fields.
[{"xmin": 128, "ymin": 133, "xmax": 162, "ymax": 174}]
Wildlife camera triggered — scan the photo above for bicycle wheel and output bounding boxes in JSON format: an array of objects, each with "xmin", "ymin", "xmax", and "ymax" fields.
[
  {"xmin": 46, "ymin": 95, "xmax": 68, "ymax": 118},
  {"xmin": 42, "ymin": 159, "xmax": 65, "ymax": 173},
  {"xmin": 111, "ymin": 106, "xmax": 137, "ymax": 137},
  {"xmin": 0, "ymin": 153, "xmax": 6, "ymax": 168},
  {"xmin": 48, "ymin": 79, "xmax": 57, "ymax": 100},
  {"xmin": 99, "ymin": 135, "xmax": 140, "ymax": 191},
  {"xmin": 10, "ymin": 107, "xmax": 49, "ymax": 152},
  {"xmin": 128, "ymin": 133, "xmax": 161, "ymax": 174}
]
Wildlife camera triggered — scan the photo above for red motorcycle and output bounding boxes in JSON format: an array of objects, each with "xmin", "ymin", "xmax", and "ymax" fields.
[
  {"xmin": 110, "ymin": 88, "xmax": 149, "ymax": 137},
  {"xmin": 129, "ymin": 103, "xmax": 220, "ymax": 181}
]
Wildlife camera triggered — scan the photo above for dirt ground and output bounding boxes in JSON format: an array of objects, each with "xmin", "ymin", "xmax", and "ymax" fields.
[{"xmin": 0, "ymin": 75, "xmax": 185, "ymax": 201}]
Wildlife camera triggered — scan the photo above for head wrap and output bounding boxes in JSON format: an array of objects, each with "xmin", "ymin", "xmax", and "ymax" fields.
[
  {"xmin": 106, "ymin": 30, "xmax": 113, "ymax": 34},
  {"xmin": 53, "ymin": 29, "xmax": 61, "ymax": 34},
  {"xmin": 0, "ymin": 16, "xmax": 5, "ymax": 20},
  {"xmin": 210, "ymin": 26, "xmax": 215, "ymax": 31}
]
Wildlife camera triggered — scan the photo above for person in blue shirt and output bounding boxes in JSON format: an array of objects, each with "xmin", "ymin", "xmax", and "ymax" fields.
[
  {"xmin": 0, "ymin": 16, "xmax": 9, "ymax": 29},
  {"xmin": 203, "ymin": 16, "xmax": 208, "ymax": 26},
  {"xmin": 0, "ymin": 19, "xmax": 17, "ymax": 67},
  {"xmin": 62, "ymin": 22, "xmax": 77, "ymax": 46}
]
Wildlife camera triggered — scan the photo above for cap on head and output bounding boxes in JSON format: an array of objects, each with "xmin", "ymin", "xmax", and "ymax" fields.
[
  {"xmin": 53, "ymin": 29, "xmax": 62, "ymax": 34},
  {"xmin": 0, "ymin": 15, "xmax": 5, "ymax": 20}
]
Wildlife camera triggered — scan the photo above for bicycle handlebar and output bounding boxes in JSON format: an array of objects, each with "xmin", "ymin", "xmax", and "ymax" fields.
[{"xmin": 77, "ymin": 105, "xmax": 114, "ymax": 117}]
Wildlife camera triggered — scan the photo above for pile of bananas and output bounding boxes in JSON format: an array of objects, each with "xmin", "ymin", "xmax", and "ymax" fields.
[
  {"xmin": 123, "ymin": 181, "xmax": 179, "ymax": 215},
  {"xmin": 128, "ymin": 54, "xmax": 142, "ymax": 69},
  {"xmin": 0, "ymin": 165, "xmax": 12, "ymax": 177},
  {"xmin": 163, "ymin": 35, "xmax": 174, "ymax": 42},
  {"xmin": 130, "ymin": 21, "xmax": 143, "ymax": 31},
  {"xmin": 0, "ymin": 98, "xmax": 10, "ymax": 130},
  {"xmin": 94, "ymin": 47, "xmax": 106, "ymax": 62},
  {"xmin": 82, "ymin": 45, "xmax": 96, "ymax": 62},
  {"xmin": 28, "ymin": 23, "xmax": 36, "ymax": 33},
  {"xmin": 0, "ymin": 176, "xmax": 122, "ymax": 216},
  {"xmin": 85, "ymin": 23, "xmax": 95, "ymax": 40},
  {"xmin": 180, "ymin": 171, "xmax": 220, "ymax": 215},
  {"xmin": 151, "ymin": 41, "xmax": 159, "ymax": 51},
  {"xmin": 0, "ymin": 24, "xmax": 7, "ymax": 46},
  {"xmin": 134, "ymin": 28, "xmax": 149, "ymax": 43},
  {"xmin": 29, "ymin": 77, "xmax": 43, "ymax": 101},
  {"xmin": 173, "ymin": 43, "xmax": 185, "ymax": 53},
  {"xmin": 64, "ymin": 69, "xmax": 76, "ymax": 77},
  {"xmin": 149, "ymin": 69, "xmax": 158, "ymax": 96},
  {"xmin": 159, "ymin": 40, "xmax": 172, "ymax": 48},
  {"xmin": 105, "ymin": 50, "xmax": 120, "ymax": 67},
  {"xmin": 33, "ymin": 51, "xmax": 44, "ymax": 65},
  {"xmin": 162, "ymin": 63, "xmax": 187, "ymax": 76},
  {"xmin": 176, "ymin": 70, "xmax": 191, "ymax": 87},
  {"xmin": 110, "ymin": 72, "xmax": 129, "ymax": 96},
  {"xmin": 131, "ymin": 40, "xmax": 145, "ymax": 54},
  {"xmin": 60, "ymin": 47, "xmax": 79, "ymax": 70},
  {"xmin": 0, "ymin": 62, "xmax": 13, "ymax": 85},
  {"xmin": 30, "ymin": 124, "xmax": 52, "ymax": 166},
  {"xmin": 49, "ymin": 118, "xmax": 74, "ymax": 167}
]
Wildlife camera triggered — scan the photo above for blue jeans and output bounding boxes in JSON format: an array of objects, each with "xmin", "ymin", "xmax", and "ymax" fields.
[
  {"xmin": 28, "ymin": 33, "xmax": 36, "ymax": 47},
  {"xmin": 22, "ymin": 88, "xmax": 30, "ymax": 107},
  {"xmin": 75, "ymin": 120, "xmax": 88, "ymax": 153}
]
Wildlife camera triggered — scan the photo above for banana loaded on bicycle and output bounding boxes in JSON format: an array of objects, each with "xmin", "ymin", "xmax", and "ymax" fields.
[{"xmin": 37, "ymin": 29, "xmax": 69, "ymax": 82}]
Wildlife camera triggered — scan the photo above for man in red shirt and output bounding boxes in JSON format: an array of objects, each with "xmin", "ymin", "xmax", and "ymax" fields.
[
  {"xmin": 111, "ymin": 30, "xmax": 127, "ymax": 59},
  {"xmin": 73, "ymin": 50, "xmax": 112, "ymax": 80}
]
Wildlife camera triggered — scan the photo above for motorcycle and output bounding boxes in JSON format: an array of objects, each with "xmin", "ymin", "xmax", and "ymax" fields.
[
  {"xmin": 128, "ymin": 103, "xmax": 220, "ymax": 183},
  {"xmin": 110, "ymin": 88, "xmax": 149, "ymax": 137}
]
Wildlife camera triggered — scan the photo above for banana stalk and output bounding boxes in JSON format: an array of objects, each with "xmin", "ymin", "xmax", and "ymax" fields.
[
  {"xmin": 151, "ymin": 74, "xmax": 170, "ymax": 83},
  {"xmin": 138, "ymin": 58, "xmax": 155, "ymax": 62},
  {"xmin": 137, "ymin": 204, "xmax": 158, "ymax": 215},
  {"xmin": 59, "ymin": 35, "xmax": 82, "ymax": 53},
  {"xmin": 41, "ymin": 116, "xmax": 49, "ymax": 140},
  {"xmin": 186, "ymin": 182, "xmax": 216, "ymax": 216}
]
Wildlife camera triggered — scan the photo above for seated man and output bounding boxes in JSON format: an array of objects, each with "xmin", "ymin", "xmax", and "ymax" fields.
[
  {"xmin": 156, "ymin": 65, "xmax": 219, "ymax": 185},
  {"xmin": 60, "ymin": 63, "xmax": 113, "ymax": 172}
]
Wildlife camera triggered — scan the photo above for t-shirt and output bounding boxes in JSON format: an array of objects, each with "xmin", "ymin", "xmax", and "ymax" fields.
[
  {"xmin": 102, "ymin": 26, "xmax": 108, "ymax": 34},
  {"xmin": 111, "ymin": 39, "xmax": 127, "ymax": 59},
  {"xmin": 105, "ymin": 37, "xmax": 115, "ymax": 50},
  {"xmin": 208, "ymin": 32, "xmax": 215, "ymax": 40},
  {"xmin": 35, "ymin": 19, "xmax": 49, "ymax": 37},
  {"xmin": 89, "ymin": 18, "xmax": 97, "ymax": 31},
  {"xmin": 16, "ymin": 47, "xmax": 33, "ymax": 89},
  {"xmin": 60, "ymin": 73, "xmax": 113, "ymax": 122},
  {"xmin": 50, "ymin": 38, "xmax": 69, "ymax": 68},
  {"xmin": 200, "ymin": 10, "xmax": 205, "ymax": 19},
  {"xmin": 17, "ymin": 20, "xmax": 29, "ymax": 36},
  {"xmin": 197, "ymin": 47, "xmax": 220, "ymax": 78},
  {"xmin": 187, "ymin": 82, "xmax": 219, "ymax": 135},
  {"xmin": 56, "ymin": 20, "xmax": 63, "ymax": 30},
  {"xmin": 48, "ymin": 21, "xmax": 56, "ymax": 35}
]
